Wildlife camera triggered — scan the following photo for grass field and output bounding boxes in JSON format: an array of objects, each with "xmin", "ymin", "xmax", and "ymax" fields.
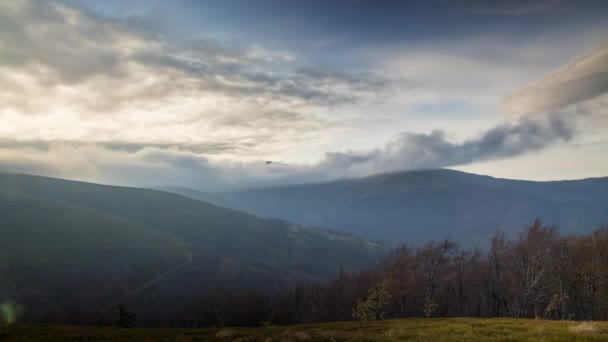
[{"xmin": 1, "ymin": 318, "xmax": 608, "ymax": 341}]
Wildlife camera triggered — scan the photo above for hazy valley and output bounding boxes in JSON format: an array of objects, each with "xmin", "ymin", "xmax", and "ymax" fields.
[{"xmin": 167, "ymin": 169, "xmax": 608, "ymax": 247}]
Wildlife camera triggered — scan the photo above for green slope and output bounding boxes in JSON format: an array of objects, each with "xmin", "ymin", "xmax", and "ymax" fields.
[
  {"xmin": 3, "ymin": 318, "xmax": 608, "ymax": 341},
  {"xmin": 0, "ymin": 192, "xmax": 190, "ymax": 321},
  {"xmin": 0, "ymin": 172, "xmax": 383, "ymax": 324},
  {"xmin": 0, "ymin": 173, "xmax": 381, "ymax": 277}
]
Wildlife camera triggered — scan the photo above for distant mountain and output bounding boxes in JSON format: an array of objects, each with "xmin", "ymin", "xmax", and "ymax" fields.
[
  {"xmin": 0, "ymin": 173, "xmax": 383, "ymax": 324},
  {"xmin": 169, "ymin": 169, "xmax": 608, "ymax": 247}
]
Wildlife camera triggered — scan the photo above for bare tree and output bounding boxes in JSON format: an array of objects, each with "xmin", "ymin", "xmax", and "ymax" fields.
[
  {"xmin": 451, "ymin": 249, "xmax": 480, "ymax": 316},
  {"xmin": 418, "ymin": 239, "xmax": 457, "ymax": 318},
  {"xmin": 484, "ymin": 229, "xmax": 508, "ymax": 317},
  {"xmin": 507, "ymin": 219, "xmax": 557, "ymax": 318}
]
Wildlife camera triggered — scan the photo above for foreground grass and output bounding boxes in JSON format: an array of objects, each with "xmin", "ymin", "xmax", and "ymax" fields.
[{"xmin": 2, "ymin": 318, "xmax": 608, "ymax": 341}]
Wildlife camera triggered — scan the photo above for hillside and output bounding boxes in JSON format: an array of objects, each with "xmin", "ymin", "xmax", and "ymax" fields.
[
  {"xmin": 169, "ymin": 169, "xmax": 608, "ymax": 247},
  {"xmin": 0, "ymin": 193, "xmax": 190, "ymax": 323},
  {"xmin": 0, "ymin": 173, "xmax": 383, "ymax": 325}
]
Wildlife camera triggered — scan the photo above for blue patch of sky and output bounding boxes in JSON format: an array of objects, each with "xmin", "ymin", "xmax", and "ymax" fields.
[
  {"xmin": 70, "ymin": 1, "xmax": 608, "ymax": 58},
  {"xmin": 66, "ymin": 0, "xmax": 608, "ymax": 79}
]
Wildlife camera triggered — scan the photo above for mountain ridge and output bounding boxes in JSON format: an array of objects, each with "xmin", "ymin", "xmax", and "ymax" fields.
[
  {"xmin": 165, "ymin": 169, "xmax": 608, "ymax": 247},
  {"xmin": 0, "ymin": 171, "xmax": 383, "ymax": 324}
]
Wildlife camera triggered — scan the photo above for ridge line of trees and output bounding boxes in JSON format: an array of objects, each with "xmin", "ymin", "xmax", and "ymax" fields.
[{"xmin": 182, "ymin": 219, "xmax": 608, "ymax": 326}]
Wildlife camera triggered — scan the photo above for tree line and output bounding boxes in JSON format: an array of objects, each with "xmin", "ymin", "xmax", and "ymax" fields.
[{"xmin": 180, "ymin": 219, "xmax": 608, "ymax": 326}]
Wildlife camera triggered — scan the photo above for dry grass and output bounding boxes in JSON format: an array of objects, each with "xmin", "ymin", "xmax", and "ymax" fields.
[
  {"xmin": 2, "ymin": 318, "xmax": 608, "ymax": 341},
  {"xmin": 215, "ymin": 328, "xmax": 236, "ymax": 338},
  {"xmin": 569, "ymin": 322, "xmax": 606, "ymax": 334}
]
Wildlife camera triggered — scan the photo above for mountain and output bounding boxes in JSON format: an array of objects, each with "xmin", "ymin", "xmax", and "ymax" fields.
[
  {"xmin": 0, "ymin": 192, "xmax": 190, "ymax": 323},
  {"xmin": 0, "ymin": 173, "xmax": 383, "ymax": 324},
  {"xmin": 169, "ymin": 169, "xmax": 608, "ymax": 247}
]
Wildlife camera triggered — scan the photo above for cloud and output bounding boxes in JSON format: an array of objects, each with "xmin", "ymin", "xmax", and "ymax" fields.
[
  {"xmin": 316, "ymin": 116, "xmax": 573, "ymax": 177},
  {"xmin": 0, "ymin": 0, "xmax": 396, "ymax": 161},
  {"xmin": 503, "ymin": 44, "xmax": 608, "ymax": 116},
  {"xmin": 0, "ymin": 1, "xmax": 605, "ymax": 190},
  {"xmin": 0, "ymin": 0, "xmax": 393, "ymax": 109},
  {"xmin": 0, "ymin": 138, "xmax": 246, "ymax": 155},
  {"xmin": 0, "ymin": 115, "xmax": 575, "ymax": 191},
  {"xmin": 472, "ymin": 0, "xmax": 563, "ymax": 16}
]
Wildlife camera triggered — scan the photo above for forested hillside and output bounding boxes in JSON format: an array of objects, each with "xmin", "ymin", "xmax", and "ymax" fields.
[{"xmin": 179, "ymin": 220, "xmax": 608, "ymax": 326}]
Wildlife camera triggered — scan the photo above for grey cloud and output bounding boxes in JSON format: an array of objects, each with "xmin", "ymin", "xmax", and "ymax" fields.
[
  {"xmin": 317, "ymin": 116, "xmax": 574, "ymax": 176},
  {"xmin": 136, "ymin": 49, "xmax": 395, "ymax": 107},
  {"xmin": 208, "ymin": 109, "xmax": 326, "ymax": 131},
  {"xmin": 140, "ymin": 150, "xmax": 212, "ymax": 170},
  {"xmin": 295, "ymin": 67, "xmax": 390, "ymax": 89},
  {"xmin": 0, "ymin": 1, "xmax": 128, "ymax": 84},
  {"xmin": 0, "ymin": 138, "xmax": 244, "ymax": 155},
  {"xmin": 0, "ymin": 115, "xmax": 579, "ymax": 191},
  {"xmin": 0, "ymin": 1, "xmax": 598, "ymax": 191},
  {"xmin": 103, "ymin": 142, "xmax": 245, "ymax": 155},
  {"xmin": 0, "ymin": 0, "xmax": 398, "ymax": 163},
  {"xmin": 0, "ymin": 145, "xmax": 265, "ymax": 191},
  {"xmin": 472, "ymin": 0, "xmax": 563, "ymax": 16},
  {"xmin": 0, "ymin": 0, "xmax": 394, "ymax": 114}
]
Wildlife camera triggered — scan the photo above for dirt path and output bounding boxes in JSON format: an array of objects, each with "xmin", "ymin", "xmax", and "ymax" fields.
[{"xmin": 102, "ymin": 252, "xmax": 193, "ymax": 313}]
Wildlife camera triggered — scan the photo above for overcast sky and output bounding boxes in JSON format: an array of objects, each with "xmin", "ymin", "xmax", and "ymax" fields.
[{"xmin": 1, "ymin": 0, "xmax": 607, "ymax": 190}]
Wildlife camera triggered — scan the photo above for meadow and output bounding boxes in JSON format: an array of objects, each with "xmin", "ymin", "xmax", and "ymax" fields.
[{"xmin": 2, "ymin": 318, "xmax": 608, "ymax": 341}]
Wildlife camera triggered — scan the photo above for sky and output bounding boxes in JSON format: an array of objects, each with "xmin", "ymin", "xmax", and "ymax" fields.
[{"xmin": 0, "ymin": 0, "xmax": 607, "ymax": 191}]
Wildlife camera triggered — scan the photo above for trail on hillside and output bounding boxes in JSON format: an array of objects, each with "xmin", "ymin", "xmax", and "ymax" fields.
[{"xmin": 102, "ymin": 252, "xmax": 193, "ymax": 313}]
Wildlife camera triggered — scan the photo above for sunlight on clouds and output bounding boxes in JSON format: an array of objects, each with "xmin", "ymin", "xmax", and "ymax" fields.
[
  {"xmin": 0, "ymin": 0, "xmax": 606, "ymax": 189},
  {"xmin": 503, "ymin": 44, "xmax": 608, "ymax": 117},
  {"xmin": 0, "ymin": 0, "xmax": 389, "ymax": 162},
  {"xmin": 454, "ymin": 140, "xmax": 608, "ymax": 181}
]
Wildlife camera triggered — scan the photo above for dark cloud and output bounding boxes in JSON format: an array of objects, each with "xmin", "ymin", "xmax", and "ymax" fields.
[
  {"xmin": 471, "ymin": 0, "xmax": 564, "ymax": 16},
  {"xmin": 157, "ymin": 0, "xmax": 608, "ymax": 48},
  {"xmin": 317, "ymin": 116, "xmax": 574, "ymax": 176},
  {"xmin": 0, "ymin": 138, "xmax": 243, "ymax": 155}
]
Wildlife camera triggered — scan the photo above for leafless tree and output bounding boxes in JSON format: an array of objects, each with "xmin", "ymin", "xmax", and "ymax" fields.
[{"xmin": 418, "ymin": 239, "xmax": 457, "ymax": 317}]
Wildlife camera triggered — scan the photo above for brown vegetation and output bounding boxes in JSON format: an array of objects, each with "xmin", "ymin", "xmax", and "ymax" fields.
[{"xmin": 182, "ymin": 220, "xmax": 608, "ymax": 326}]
